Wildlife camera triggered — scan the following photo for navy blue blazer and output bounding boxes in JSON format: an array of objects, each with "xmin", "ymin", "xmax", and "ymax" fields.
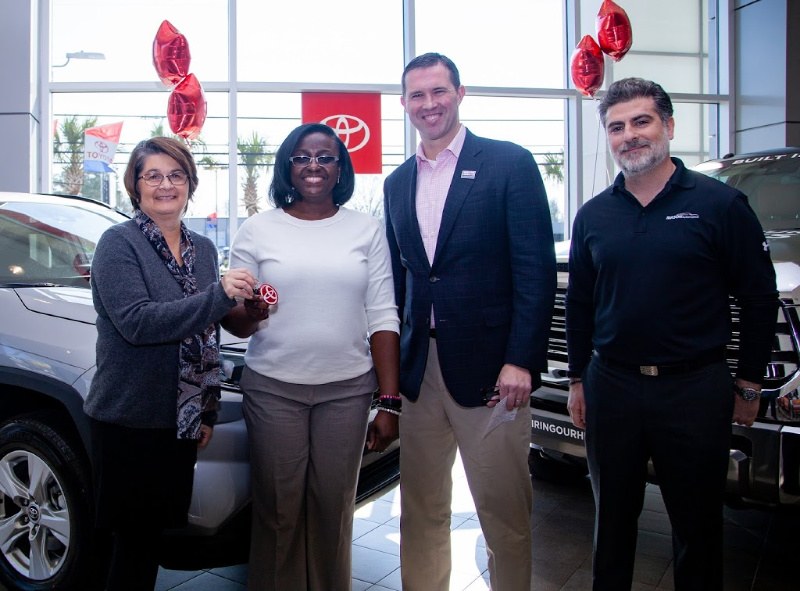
[{"xmin": 383, "ymin": 130, "xmax": 557, "ymax": 406}]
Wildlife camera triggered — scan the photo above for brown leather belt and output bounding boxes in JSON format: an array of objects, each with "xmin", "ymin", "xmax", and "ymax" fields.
[{"xmin": 594, "ymin": 349, "xmax": 725, "ymax": 377}]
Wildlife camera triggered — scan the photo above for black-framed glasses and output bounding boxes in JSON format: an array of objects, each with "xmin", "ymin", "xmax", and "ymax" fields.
[
  {"xmin": 138, "ymin": 171, "xmax": 189, "ymax": 187},
  {"xmin": 288, "ymin": 155, "xmax": 339, "ymax": 167}
]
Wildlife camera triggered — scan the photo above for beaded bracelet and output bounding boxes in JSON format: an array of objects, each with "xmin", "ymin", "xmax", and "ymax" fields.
[{"xmin": 376, "ymin": 392, "xmax": 402, "ymax": 415}]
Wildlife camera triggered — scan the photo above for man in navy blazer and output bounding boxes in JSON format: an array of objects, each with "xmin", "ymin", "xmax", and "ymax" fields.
[{"xmin": 383, "ymin": 53, "xmax": 556, "ymax": 591}]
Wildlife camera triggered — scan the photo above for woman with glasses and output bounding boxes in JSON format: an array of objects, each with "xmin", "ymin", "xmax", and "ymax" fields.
[
  {"xmin": 222, "ymin": 123, "xmax": 400, "ymax": 591},
  {"xmin": 84, "ymin": 137, "xmax": 258, "ymax": 590}
]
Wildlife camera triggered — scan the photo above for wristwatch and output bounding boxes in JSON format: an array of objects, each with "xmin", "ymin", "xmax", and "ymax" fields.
[{"xmin": 735, "ymin": 384, "xmax": 761, "ymax": 402}]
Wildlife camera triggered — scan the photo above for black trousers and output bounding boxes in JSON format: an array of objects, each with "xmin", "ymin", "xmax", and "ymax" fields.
[
  {"xmin": 89, "ymin": 419, "xmax": 198, "ymax": 591},
  {"xmin": 584, "ymin": 357, "xmax": 733, "ymax": 591}
]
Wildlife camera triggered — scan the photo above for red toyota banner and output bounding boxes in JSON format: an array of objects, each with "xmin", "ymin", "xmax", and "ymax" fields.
[{"xmin": 301, "ymin": 92, "xmax": 382, "ymax": 174}]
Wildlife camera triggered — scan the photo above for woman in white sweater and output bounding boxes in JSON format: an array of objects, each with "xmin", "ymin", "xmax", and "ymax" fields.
[{"xmin": 223, "ymin": 123, "xmax": 400, "ymax": 591}]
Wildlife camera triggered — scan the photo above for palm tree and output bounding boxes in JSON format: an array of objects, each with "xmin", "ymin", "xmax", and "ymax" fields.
[
  {"xmin": 541, "ymin": 150, "xmax": 565, "ymax": 226},
  {"xmin": 53, "ymin": 115, "xmax": 97, "ymax": 195},
  {"xmin": 238, "ymin": 132, "xmax": 273, "ymax": 217},
  {"xmin": 150, "ymin": 121, "xmax": 169, "ymax": 138},
  {"xmin": 542, "ymin": 150, "xmax": 564, "ymax": 184}
]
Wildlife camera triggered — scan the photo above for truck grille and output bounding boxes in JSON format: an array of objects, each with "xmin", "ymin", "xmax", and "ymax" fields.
[
  {"xmin": 543, "ymin": 289, "xmax": 800, "ymax": 400},
  {"xmin": 547, "ymin": 287, "xmax": 568, "ymax": 368},
  {"xmin": 735, "ymin": 299, "xmax": 800, "ymax": 395}
]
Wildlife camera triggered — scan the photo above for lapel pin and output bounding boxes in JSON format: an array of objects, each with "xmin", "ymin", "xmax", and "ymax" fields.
[{"xmin": 461, "ymin": 170, "xmax": 476, "ymax": 179}]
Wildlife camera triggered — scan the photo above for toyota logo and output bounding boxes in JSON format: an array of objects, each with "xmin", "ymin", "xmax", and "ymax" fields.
[
  {"xmin": 27, "ymin": 504, "xmax": 40, "ymax": 523},
  {"xmin": 94, "ymin": 140, "xmax": 110, "ymax": 153},
  {"xmin": 320, "ymin": 115, "xmax": 371, "ymax": 152}
]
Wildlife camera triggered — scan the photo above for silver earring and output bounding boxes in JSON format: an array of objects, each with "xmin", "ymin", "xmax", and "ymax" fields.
[{"xmin": 286, "ymin": 188, "xmax": 295, "ymax": 204}]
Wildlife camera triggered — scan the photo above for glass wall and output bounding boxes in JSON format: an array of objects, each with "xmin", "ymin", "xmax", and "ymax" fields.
[
  {"xmin": 414, "ymin": 0, "xmax": 565, "ymax": 89},
  {"xmin": 45, "ymin": 0, "xmax": 729, "ymax": 246},
  {"xmin": 51, "ymin": 0, "xmax": 230, "ymax": 84},
  {"xmin": 237, "ymin": 0, "xmax": 404, "ymax": 85},
  {"xmin": 604, "ymin": 0, "xmax": 708, "ymax": 93}
]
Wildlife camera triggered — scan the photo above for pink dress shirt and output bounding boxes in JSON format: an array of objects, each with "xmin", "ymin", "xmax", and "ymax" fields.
[{"xmin": 415, "ymin": 124, "xmax": 467, "ymax": 327}]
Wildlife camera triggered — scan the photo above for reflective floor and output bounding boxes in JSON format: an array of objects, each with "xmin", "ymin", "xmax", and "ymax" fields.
[{"xmin": 155, "ymin": 453, "xmax": 798, "ymax": 590}]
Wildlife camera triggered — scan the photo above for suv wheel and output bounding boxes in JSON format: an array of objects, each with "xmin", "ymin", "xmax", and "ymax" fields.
[{"xmin": 0, "ymin": 413, "xmax": 93, "ymax": 591}]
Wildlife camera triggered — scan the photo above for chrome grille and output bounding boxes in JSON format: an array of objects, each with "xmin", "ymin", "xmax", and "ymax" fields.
[
  {"xmin": 730, "ymin": 299, "xmax": 800, "ymax": 393},
  {"xmin": 547, "ymin": 287, "xmax": 568, "ymax": 366},
  {"xmin": 543, "ymin": 292, "xmax": 800, "ymax": 395}
]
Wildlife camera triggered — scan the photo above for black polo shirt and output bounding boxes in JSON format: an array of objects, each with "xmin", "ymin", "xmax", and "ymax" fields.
[{"xmin": 566, "ymin": 157, "xmax": 777, "ymax": 383}]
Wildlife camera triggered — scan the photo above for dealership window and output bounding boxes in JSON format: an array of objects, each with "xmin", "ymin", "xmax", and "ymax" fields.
[
  {"xmin": 50, "ymin": 0, "xmax": 229, "ymax": 84},
  {"xmin": 46, "ymin": 0, "xmax": 729, "ymax": 246},
  {"xmin": 413, "ymin": 0, "xmax": 565, "ymax": 89},
  {"xmin": 237, "ymin": 0, "xmax": 403, "ymax": 85}
]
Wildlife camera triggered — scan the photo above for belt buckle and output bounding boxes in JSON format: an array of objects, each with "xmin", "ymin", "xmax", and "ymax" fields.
[{"xmin": 640, "ymin": 365, "xmax": 659, "ymax": 376}]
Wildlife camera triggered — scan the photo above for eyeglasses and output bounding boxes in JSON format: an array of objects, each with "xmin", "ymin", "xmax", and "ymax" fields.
[
  {"xmin": 138, "ymin": 171, "xmax": 189, "ymax": 187},
  {"xmin": 288, "ymin": 155, "xmax": 339, "ymax": 167}
]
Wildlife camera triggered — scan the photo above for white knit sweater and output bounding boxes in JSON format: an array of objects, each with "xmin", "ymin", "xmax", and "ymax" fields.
[{"xmin": 229, "ymin": 207, "xmax": 399, "ymax": 385}]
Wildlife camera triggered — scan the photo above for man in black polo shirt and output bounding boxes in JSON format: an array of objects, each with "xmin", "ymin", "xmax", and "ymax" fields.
[{"xmin": 565, "ymin": 77, "xmax": 778, "ymax": 591}]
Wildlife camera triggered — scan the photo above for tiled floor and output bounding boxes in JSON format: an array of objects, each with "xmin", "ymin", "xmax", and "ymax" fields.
[{"xmin": 156, "ymin": 454, "xmax": 800, "ymax": 590}]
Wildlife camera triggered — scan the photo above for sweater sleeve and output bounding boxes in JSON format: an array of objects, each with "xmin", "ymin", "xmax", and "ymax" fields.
[
  {"xmin": 228, "ymin": 216, "xmax": 260, "ymax": 277},
  {"xmin": 91, "ymin": 224, "xmax": 235, "ymax": 347},
  {"xmin": 365, "ymin": 218, "xmax": 400, "ymax": 336}
]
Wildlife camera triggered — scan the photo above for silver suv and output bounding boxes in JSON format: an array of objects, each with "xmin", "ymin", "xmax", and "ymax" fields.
[
  {"xmin": 0, "ymin": 192, "xmax": 400, "ymax": 590},
  {"xmin": 530, "ymin": 147, "xmax": 800, "ymax": 508}
]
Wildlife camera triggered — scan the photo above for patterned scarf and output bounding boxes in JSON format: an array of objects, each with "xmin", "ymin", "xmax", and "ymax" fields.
[{"xmin": 135, "ymin": 210, "xmax": 221, "ymax": 439}]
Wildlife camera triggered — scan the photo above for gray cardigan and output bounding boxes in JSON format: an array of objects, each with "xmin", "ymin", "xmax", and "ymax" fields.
[{"xmin": 84, "ymin": 219, "xmax": 236, "ymax": 429}]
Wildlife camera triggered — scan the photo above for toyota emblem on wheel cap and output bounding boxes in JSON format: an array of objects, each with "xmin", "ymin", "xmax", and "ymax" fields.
[{"xmin": 27, "ymin": 503, "xmax": 40, "ymax": 523}]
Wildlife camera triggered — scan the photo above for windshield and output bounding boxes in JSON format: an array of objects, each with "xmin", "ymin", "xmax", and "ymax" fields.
[
  {"xmin": 0, "ymin": 199, "xmax": 127, "ymax": 288},
  {"xmin": 699, "ymin": 154, "xmax": 800, "ymax": 232}
]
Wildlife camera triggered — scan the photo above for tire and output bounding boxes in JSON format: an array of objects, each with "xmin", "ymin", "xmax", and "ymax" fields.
[
  {"xmin": 529, "ymin": 448, "xmax": 590, "ymax": 486},
  {"xmin": 0, "ymin": 413, "xmax": 93, "ymax": 591}
]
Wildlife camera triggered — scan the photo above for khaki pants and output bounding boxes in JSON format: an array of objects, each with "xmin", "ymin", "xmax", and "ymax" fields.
[{"xmin": 399, "ymin": 340, "xmax": 533, "ymax": 591}]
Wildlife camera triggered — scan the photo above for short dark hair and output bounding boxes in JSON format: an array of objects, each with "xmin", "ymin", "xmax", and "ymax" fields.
[
  {"xmin": 401, "ymin": 52, "xmax": 461, "ymax": 95},
  {"xmin": 123, "ymin": 137, "xmax": 198, "ymax": 211},
  {"xmin": 269, "ymin": 123, "xmax": 355, "ymax": 209},
  {"xmin": 598, "ymin": 77, "xmax": 674, "ymax": 127}
]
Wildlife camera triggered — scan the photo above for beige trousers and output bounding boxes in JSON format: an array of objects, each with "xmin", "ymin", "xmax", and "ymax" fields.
[{"xmin": 399, "ymin": 340, "xmax": 533, "ymax": 591}]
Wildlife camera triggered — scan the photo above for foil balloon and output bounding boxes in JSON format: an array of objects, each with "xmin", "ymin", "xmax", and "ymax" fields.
[
  {"xmin": 153, "ymin": 20, "xmax": 191, "ymax": 87},
  {"xmin": 167, "ymin": 74, "xmax": 207, "ymax": 140},
  {"xmin": 571, "ymin": 35, "xmax": 605, "ymax": 97},
  {"xmin": 596, "ymin": 0, "xmax": 633, "ymax": 62}
]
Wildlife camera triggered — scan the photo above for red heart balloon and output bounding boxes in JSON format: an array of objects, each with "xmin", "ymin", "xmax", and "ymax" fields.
[
  {"xmin": 596, "ymin": 0, "xmax": 633, "ymax": 62},
  {"xmin": 571, "ymin": 35, "xmax": 605, "ymax": 97},
  {"xmin": 167, "ymin": 74, "xmax": 207, "ymax": 140},
  {"xmin": 153, "ymin": 20, "xmax": 191, "ymax": 88}
]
